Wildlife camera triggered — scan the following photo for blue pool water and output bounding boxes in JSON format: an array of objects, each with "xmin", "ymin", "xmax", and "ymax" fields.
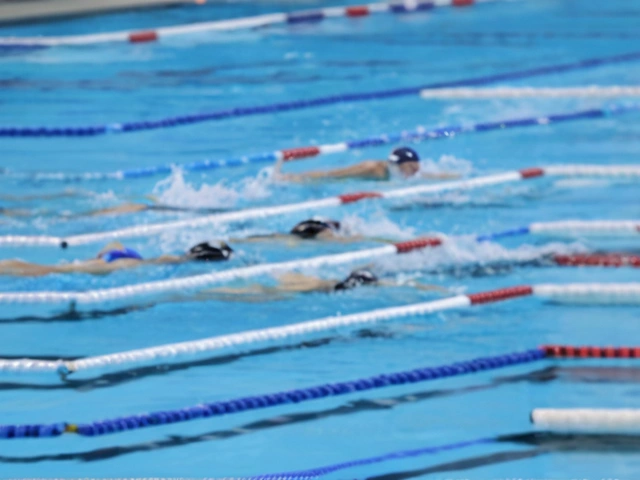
[{"xmin": 1, "ymin": 0, "xmax": 640, "ymax": 477}]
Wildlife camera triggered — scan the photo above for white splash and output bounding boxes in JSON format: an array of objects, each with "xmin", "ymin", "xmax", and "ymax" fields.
[
  {"xmin": 340, "ymin": 211, "xmax": 416, "ymax": 240},
  {"xmin": 375, "ymin": 237, "xmax": 589, "ymax": 274},
  {"xmin": 152, "ymin": 167, "xmax": 273, "ymax": 209},
  {"xmin": 553, "ymin": 178, "xmax": 611, "ymax": 189},
  {"xmin": 419, "ymin": 154, "xmax": 474, "ymax": 177}
]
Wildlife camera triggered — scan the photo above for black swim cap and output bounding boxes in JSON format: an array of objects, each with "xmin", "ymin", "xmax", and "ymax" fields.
[
  {"xmin": 334, "ymin": 269, "xmax": 378, "ymax": 291},
  {"xmin": 187, "ymin": 241, "xmax": 233, "ymax": 262},
  {"xmin": 290, "ymin": 218, "xmax": 341, "ymax": 239},
  {"xmin": 388, "ymin": 147, "xmax": 420, "ymax": 165}
]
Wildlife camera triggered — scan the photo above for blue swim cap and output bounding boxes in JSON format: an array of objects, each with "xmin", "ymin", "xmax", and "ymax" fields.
[
  {"xmin": 102, "ymin": 247, "xmax": 143, "ymax": 263},
  {"xmin": 388, "ymin": 147, "xmax": 420, "ymax": 165}
]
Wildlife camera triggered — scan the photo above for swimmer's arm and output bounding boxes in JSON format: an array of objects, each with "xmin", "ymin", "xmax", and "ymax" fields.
[
  {"xmin": 56, "ymin": 259, "xmax": 142, "ymax": 275},
  {"xmin": 0, "ymin": 260, "xmax": 58, "ymax": 277},
  {"xmin": 148, "ymin": 255, "xmax": 187, "ymax": 265},
  {"xmin": 276, "ymin": 272, "xmax": 336, "ymax": 292},
  {"xmin": 409, "ymin": 281, "xmax": 450, "ymax": 294},
  {"xmin": 83, "ymin": 203, "xmax": 149, "ymax": 217},
  {"xmin": 377, "ymin": 279, "xmax": 450, "ymax": 294},
  {"xmin": 418, "ymin": 171, "xmax": 462, "ymax": 180},
  {"xmin": 276, "ymin": 159, "xmax": 388, "ymax": 182},
  {"xmin": 229, "ymin": 234, "xmax": 295, "ymax": 243}
]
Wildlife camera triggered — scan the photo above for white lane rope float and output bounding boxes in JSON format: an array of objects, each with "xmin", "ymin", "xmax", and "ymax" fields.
[
  {"xmin": 2, "ymin": 283, "xmax": 639, "ymax": 375},
  {"xmin": 531, "ymin": 409, "xmax": 640, "ymax": 431},
  {"xmin": 1, "ymin": 165, "xmax": 639, "ymax": 248},
  {"xmin": 420, "ymin": 86, "xmax": 640, "ymax": 99}
]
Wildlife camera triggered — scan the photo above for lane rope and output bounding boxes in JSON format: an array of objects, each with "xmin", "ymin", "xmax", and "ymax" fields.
[
  {"xmin": 420, "ymin": 85, "xmax": 640, "ymax": 99},
  {"xmin": 3, "ymin": 342, "xmax": 639, "ymax": 438},
  {"xmin": 0, "ymin": 0, "xmax": 483, "ymax": 48},
  {"xmin": 2, "ymin": 50, "xmax": 640, "ymax": 137},
  {"xmin": 5, "ymin": 104, "xmax": 640, "ymax": 181},
  {"xmin": 1, "ymin": 284, "xmax": 639, "ymax": 373},
  {"xmin": 2, "ymin": 165, "xmax": 639, "ymax": 248}
]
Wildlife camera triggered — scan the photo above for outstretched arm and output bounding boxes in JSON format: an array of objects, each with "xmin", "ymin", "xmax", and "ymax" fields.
[
  {"xmin": 83, "ymin": 203, "xmax": 149, "ymax": 217},
  {"xmin": 275, "ymin": 158, "xmax": 389, "ymax": 182},
  {"xmin": 377, "ymin": 278, "xmax": 450, "ymax": 294},
  {"xmin": 0, "ymin": 260, "xmax": 58, "ymax": 277}
]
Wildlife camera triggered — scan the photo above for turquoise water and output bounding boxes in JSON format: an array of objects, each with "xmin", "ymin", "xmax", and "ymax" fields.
[{"xmin": 1, "ymin": 0, "xmax": 640, "ymax": 477}]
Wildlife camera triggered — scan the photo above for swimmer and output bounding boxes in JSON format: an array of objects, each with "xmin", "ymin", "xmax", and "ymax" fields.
[
  {"xmin": 76, "ymin": 199, "xmax": 228, "ymax": 218},
  {"xmin": 0, "ymin": 241, "xmax": 233, "ymax": 277},
  {"xmin": 237, "ymin": 217, "xmax": 355, "ymax": 243},
  {"xmin": 234, "ymin": 217, "xmax": 399, "ymax": 245},
  {"xmin": 195, "ymin": 268, "xmax": 448, "ymax": 302},
  {"xmin": 275, "ymin": 146, "xmax": 461, "ymax": 183},
  {"xmin": 0, "ymin": 206, "xmax": 31, "ymax": 218},
  {"xmin": 1, "ymin": 194, "xmax": 227, "ymax": 219}
]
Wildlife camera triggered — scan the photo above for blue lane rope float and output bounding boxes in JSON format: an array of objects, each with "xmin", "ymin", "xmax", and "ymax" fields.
[
  {"xmin": 249, "ymin": 437, "xmax": 495, "ymax": 480},
  {"xmin": 2, "ymin": 51, "xmax": 640, "ymax": 138},
  {"xmin": 0, "ymin": 349, "xmax": 545, "ymax": 438},
  {"xmin": 5, "ymin": 103, "xmax": 640, "ymax": 182}
]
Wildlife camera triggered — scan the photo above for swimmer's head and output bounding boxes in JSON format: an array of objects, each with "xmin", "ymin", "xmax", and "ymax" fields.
[
  {"xmin": 334, "ymin": 269, "xmax": 378, "ymax": 291},
  {"xmin": 290, "ymin": 218, "xmax": 341, "ymax": 239},
  {"xmin": 388, "ymin": 147, "xmax": 420, "ymax": 177},
  {"xmin": 187, "ymin": 241, "xmax": 233, "ymax": 262}
]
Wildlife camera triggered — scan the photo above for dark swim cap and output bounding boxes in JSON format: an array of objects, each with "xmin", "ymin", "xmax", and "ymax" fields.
[
  {"xmin": 388, "ymin": 147, "xmax": 420, "ymax": 165},
  {"xmin": 290, "ymin": 218, "xmax": 341, "ymax": 239},
  {"xmin": 187, "ymin": 241, "xmax": 233, "ymax": 262},
  {"xmin": 334, "ymin": 269, "xmax": 379, "ymax": 291}
]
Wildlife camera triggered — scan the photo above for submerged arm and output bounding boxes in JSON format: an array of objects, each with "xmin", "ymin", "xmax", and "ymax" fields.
[{"xmin": 419, "ymin": 171, "xmax": 462, "ymax": 180}]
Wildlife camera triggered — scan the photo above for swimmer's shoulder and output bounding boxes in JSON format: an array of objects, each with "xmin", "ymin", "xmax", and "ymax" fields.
[{"xmin": 358, "ymin": 160, "xmax": 389, "ymax": 180}]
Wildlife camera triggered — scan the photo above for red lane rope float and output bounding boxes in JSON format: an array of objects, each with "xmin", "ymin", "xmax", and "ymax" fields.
[
  {"xmin": 394, "ymin": 237, "xmax": 443, "ymax": 253},
  {"xmin": 282, "ymin": 146, "xmax": 322, "ymax": 161},
  {"xmin": 543, "ymin": 345, "xmax": 640, "ymax": 358},
  {"xmin": 519, "ymin": 167, "xmax": 545, "ymax": 179},
  {"xmin": 467, "ymin": 286, "xmax": 533, "ymax": 305},
  {"xmin": 346, "ymin": 6, "xmax": 370, "ymax": 17},
  {"xmin": 128, "ymin": 31, "xmax": 158, "ymax": 43},
  {"xmin": 3, "ymin": 344, "xmax": 640, "ymax": 438},
  {"xmin": 553, "ymin": 254, "xmax": 640, "ymax": 268}
]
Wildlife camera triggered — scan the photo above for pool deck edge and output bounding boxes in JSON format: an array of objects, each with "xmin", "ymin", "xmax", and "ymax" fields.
[{"xmin": 0, "ymin": 0, "xmax": 195, "ymax": 25}]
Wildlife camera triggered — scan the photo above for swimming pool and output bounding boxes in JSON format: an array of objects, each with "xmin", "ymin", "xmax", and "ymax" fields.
[{"xmin": 1, "ymin": 0, "xmax": 640, "ymax": 477}]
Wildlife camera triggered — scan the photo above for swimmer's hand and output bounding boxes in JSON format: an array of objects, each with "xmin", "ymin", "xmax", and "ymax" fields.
[
  {"xmin": 96, "ymin": 241, "xmax": 127, "ymax": 259},
  {"xmin": 410, "ymin": 282, "xmax": 450, "ymax": 294}
]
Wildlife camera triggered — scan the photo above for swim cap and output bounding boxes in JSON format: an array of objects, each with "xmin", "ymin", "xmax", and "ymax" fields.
[
  {"xmin": 290, "ymin": 218, "xmax": 341, "ymax": 239},
  {"xmin": 187, "ymin": 241, "xmax": 233, "ymax": 262},
  {"xmin": 388, "ymin": 147, "xmax": 420, "ymax": 165},
  {"xmin": 102, "ymin": 247, "xmax": 143, "ymax": 263},
  {"xmin": 334, "ymin": 269, "xmax": 378, "ymax": 291}
]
